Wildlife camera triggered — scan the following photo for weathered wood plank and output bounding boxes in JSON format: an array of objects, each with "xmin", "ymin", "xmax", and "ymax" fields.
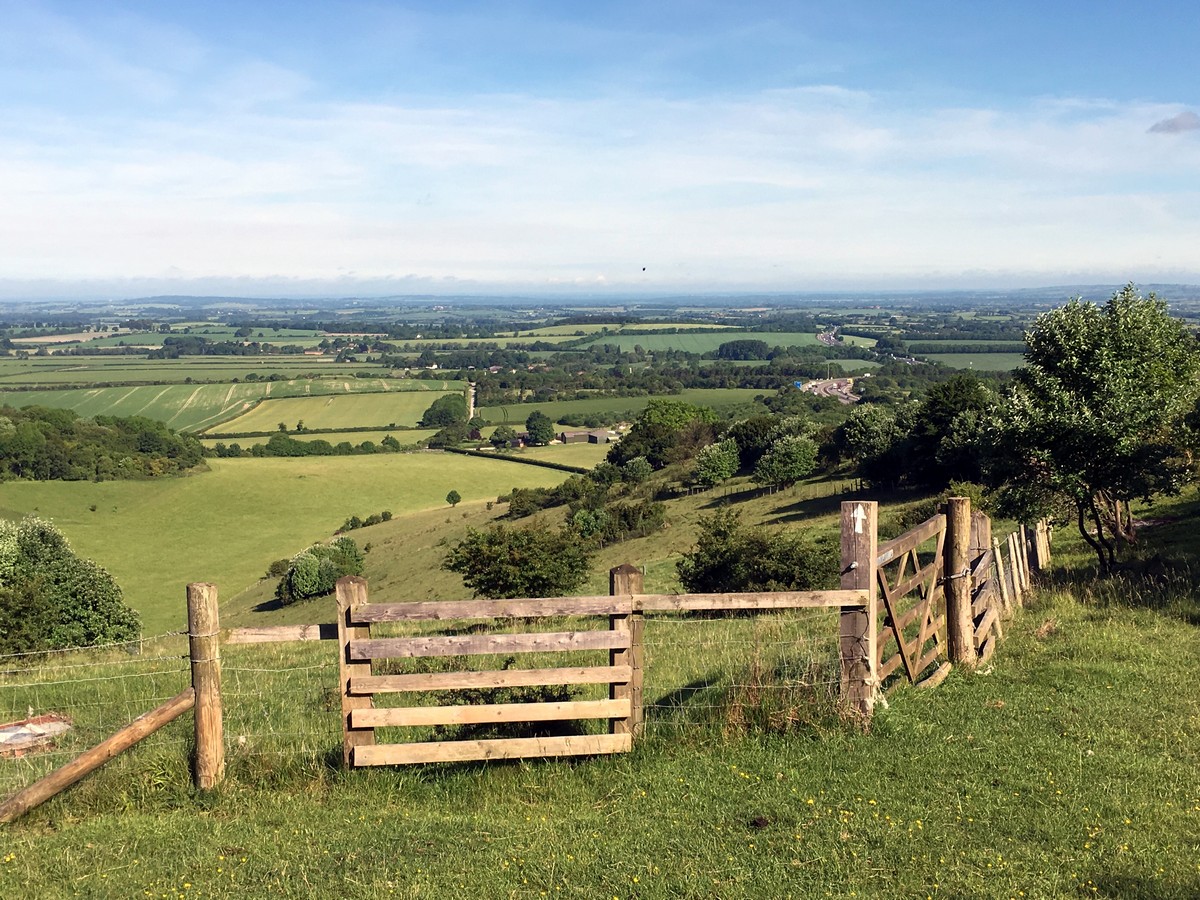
[
  {"xmin": 915, "ymin": 661, "xmax": 952, "ymax": 690},
  {"xmin": 337, "ymin": 576, "xmax": 375, "ymax": 767},
  {"xmin": 351, "ymin": 699, "xmax": 629, "ymax": 728},
  {"xmin": 636, "ymin": 589, "xmax": 866, "ymax": 611},
  {"xmin": 350, "ymin": 630, "xmax": 629, "ymax": 660},
  {"xmin": 914, "ymin": 644, "xmax": 943, "ymax": 676},
  {"xmin": 880, "ymin": 562, "xmax": 937, "ymax": 606},
  {"xmin": 879, "ymin": 651, "xmax": 904, "ymax": 680},
  {"xmin": 353, "ymin": 733, "xmax": 632, "ymax": 766},
  {"xmin": 876, "ymin": 514, "xmax": 945, "ymax": 567},
  {"xmin": 355, "ymin": 596, "xmax": 630, "ymax": 622},
  {"xmin": 974, "ymin": 606, "xmax": 999, "ymax": 646},
  {"xmin": 351, "ymin": 666, "xmax": 632, "ymax": 695},
  {"xmin": 225, "ymin": 623, "xmax": 338, "ymax": 644}
]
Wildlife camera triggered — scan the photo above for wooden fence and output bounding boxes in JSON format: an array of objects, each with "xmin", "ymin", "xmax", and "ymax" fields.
[{"xmin": 0, "ymin": 498, "xmax": 1050, "ymax": 820}]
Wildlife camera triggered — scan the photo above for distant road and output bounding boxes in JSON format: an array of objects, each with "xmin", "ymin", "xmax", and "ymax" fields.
[{"xmin": 800, "ymin": 378, "xmax": 859, "ymax": 404}]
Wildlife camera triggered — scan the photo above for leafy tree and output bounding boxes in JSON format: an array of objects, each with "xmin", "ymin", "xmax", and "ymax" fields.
[
  {"xmin": 446, "ymin": 489, "xmax": 462, "ymax": 507},
  {"xmin": 276, "ymin": 536, "xmax": 364, "ymax": 605},
  {"xmin": 621, "ymin": 456, "xmax": 653, "ymax": 484},
  {"xmin": 525, "ymin": 411, "xmax": 555, "ymax": 446},
  {"xmin": 715, "ymin": 339, "xmax": 770, "ymax": 360},
  {"xmin": 753, "ymin": 435, "xmax": 818, "ymax": 487},
  {"xmin": 0, "ymin": 517, "xmax": 140, "ymax": 652},
  {"xmin": 692, "ymin": 439, "xmax": 739, "ymax": 486},
  {"xmin": 676, "ymin": 509, "xmax": 836, "ymax": 593},
  {"xmin": 606, "ymin": 400, "xmax": 720, "ymax": 469},
  {"xmin": 907, "ymin": 373, "xmax": 995, "ymax": 487},
  {"xmin": 490, "ymin": 424, "xmax": 518, "ymax": 449},
  {"xmin": 419, "ymin": 393, "xmax": 469, "ymax": 427},
  {"xmin": 990, "ymin": 285, "xmax": 1200, "ymax": 573},
  {"xmin": 442, "ymin": 526, "xmax": 593, "ymax": 598},
  {"xmin": 726, "ymin": 416, "xmax": 779, "ymax": 469}
]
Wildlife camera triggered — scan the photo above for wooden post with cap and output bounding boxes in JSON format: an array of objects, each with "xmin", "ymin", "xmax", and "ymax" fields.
[{"xmin": 839, "ymin": 500, "xmax": 878, "ymax": 718}]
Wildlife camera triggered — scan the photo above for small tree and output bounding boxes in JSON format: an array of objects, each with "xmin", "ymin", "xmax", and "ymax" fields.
[
  {"xmin": 525, "ymin": 411, "xmax": 555, "ymax": 446},
  {"xmin": 753, "ymin": 435, "xmax": 818, "ymax": 488},
  {"xmin": 621, "ymin": 456, "xmax": 653, "ymax": 484},
  {"xmin": 442, "ymin": 526, "xmax": 592, "ymax": 598},
  {"xmin": 991, "ymin": 285, "xmax": 1200, "ymax": 573},
  {"xmin": 490, "ymin": 424, "xmax": 518, "ymax": 450},
  {"xmin": 676, "ymin": 509, "xmax": 836, "ymax": 593},
  {"xmin": 446, "ymin": 489, "xmax": 462, "ymax": 507},
  {"xmin": 692, "ymin": 439, "xmax": 739, "ymax": 486},
  {"xmin": 420, "ymin": 393, "xmax": 469, "ymax": 428}
]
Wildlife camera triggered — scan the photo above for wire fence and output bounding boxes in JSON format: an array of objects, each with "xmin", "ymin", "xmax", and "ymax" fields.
[
  {"xmin": 0, "ymin": 632, "xmax": 191, "ymax": 799},
  {"xmin": 0, "ymin": 603, "xmax": 851, "ymax": 805}
]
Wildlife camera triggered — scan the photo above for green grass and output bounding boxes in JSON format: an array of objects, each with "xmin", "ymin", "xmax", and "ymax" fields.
[
  {"xmin": 0, "ymin": 455, "xmax": 566, "ymax": 633},
  {"xmin": 924, "ymin": 352, "xmax": 1027, "ymax": 371},
  {"xmin": 0, "ymin": 357, "xmax": 384, "ymax": 386},
  {"xmin": 204, "ymin": 391, "xmax": 458, "ymax": 433},
  {"xmin": 517, "ymin": 442, "xmax": 613, "ymax": 468},
  {"xmin": 2, "ymin": 556, "xmax": 1198, "ymax": 896},
  {"xmin": 200, "ymin": 429, "xmax": 439, "ymax": 449},
  {"xmin": 480, "ymin": 388, "xmax": 769, "ymax": 426},
  {"xmin": 3, "ymin": 378, "xmax": 452, "ymax": 432},
  {"xmin": 577, "ymin": 332, "xmax": 821, "ymax": 354}
]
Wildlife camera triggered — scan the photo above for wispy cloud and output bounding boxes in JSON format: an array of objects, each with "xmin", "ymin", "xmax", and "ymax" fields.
[{"xmin": 1148, "ymin": 110, "xmax": 1200, "ymax": 134}]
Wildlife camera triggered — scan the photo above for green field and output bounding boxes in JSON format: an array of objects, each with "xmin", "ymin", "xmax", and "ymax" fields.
[
  {"xmin": 925, "ymin": 352, "xmax": 1027, "ymax": 371},
  {"xmin": 517, "ymin": 441, "xmax": 613, "ymax": 468},
  {"xmin": 200, "ymin": 429, "xmax": 440, "ymax": 449},
  {"xmin": 911, "ymin": 340, "xmax": 1027, "ymax": 350},
  {"xmin": 3, "ymin": 378, "xmax": 449, "ymax": 432},
  {"xmin": 0, "ymin": 356, "xmax": 392, "ymax": 386},
  {"xmin": 480, "ymin": 388, "xmax": 768, "ymax": 425},
  {"xmin": 577, "ymin": 331, "xmax": 822, "ymax": 353},
  {"xmin": 0, "ymin": 454, "xmax": 566, "ymax": 633},
  {"xmin": 2, "ymin": 488, "xmax": 1199, "ymax": 897},
  {"xmin": 210, "ymin": 391, "xmax": 457, "ymax": 433}
]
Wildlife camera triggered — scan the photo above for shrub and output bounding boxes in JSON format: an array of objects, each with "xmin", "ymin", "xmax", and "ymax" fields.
[
  {"xmin": 443, "ymin": 526, "xmax": 592, "ymax": 598},
  {"xmin": 276, "ymin": 536, "xmax": 365, "ymax": 605}
]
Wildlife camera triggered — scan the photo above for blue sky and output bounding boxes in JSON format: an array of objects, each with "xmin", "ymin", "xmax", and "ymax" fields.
[{"xmin": 2, "ymin": 1, "xmax": 1198, "ymax": 298}]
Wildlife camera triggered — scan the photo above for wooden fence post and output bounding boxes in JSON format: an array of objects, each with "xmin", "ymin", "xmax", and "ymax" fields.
[
  {"xmin": 1008, "ymin": 531, "xmax": 1025, "ymax": 605},
  {"xmin": 187, "ymin": 582, "xmax": 224, "ymax": 790},
  {"xmin": 610, "ymin": 564, "xmax": 644, "ymax": 739},
  {"xmin": 944, "ymin": 497, "xmax": 977, "ymax": 668},
  {"xmin": 336, "ymin": 576, "xmax": 375, "ymax": 767},
  {"xmin": 839, "ymin": 501, "xmax": 878, "ymax": 717},
  {"xmin": 993, "ymin": 537, "xmax": 1011, "ymax": 612}
]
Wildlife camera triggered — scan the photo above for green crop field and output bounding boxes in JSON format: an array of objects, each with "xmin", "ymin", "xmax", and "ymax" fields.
[
  {"xmin": 577, "ymin": 331, "xmax": 822, "ymax": 353},
  {"xmin": 925, "ymin": 352, "xmax": 1027, "ymax": 371},
  {"xmin": 0, "ymin": 356, "xmax": 390, "ymax": 386},
  {"xmin": 517, "ymin": 441, "xmax": 612, "ymax": 467},
  {"xmin": 480, "ymin": 388, "xmax": 768, "ymax": 426},
  {"xmin": 200, "ymin": 429, "xmax": 439, "ymax": 449},
  {"xmin": 210, "ymin": 391, "xmax": 457, "ymax": 433},
  {"xmin": 3, "ymin": 378, "xmax": 449, "ymax": 432},
  {"xmin": 911, "ymin": 340, "xmax": 1027, "ymax": 350},
  {"xmin": 837, "ymin": 334, "xmax": 878, "ymax": 347},
  {"xmin": 0, "ymin": 454, "xmax": 566, "ymax": 633}
]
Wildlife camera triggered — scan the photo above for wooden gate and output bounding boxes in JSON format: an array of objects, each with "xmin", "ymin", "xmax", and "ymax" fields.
[
  {"xmin": 335, "ymin": 577, "xmax": 639, "ymax": 766},
  {"xmin": 874, "ymin": 513, "xmax": 947, "ymax": 687}
]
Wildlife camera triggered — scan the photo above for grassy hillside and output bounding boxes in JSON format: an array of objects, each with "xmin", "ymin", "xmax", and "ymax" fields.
[
  {"xmin": 0, "ymin": 454, "xmax": 566, "ymax": 633},
  {"xmin": 209, "ymin": 390, "xmax": 456, "ymax": 433},
  {"xmin": 1, "ymin": 488, "xmax": 1198, "ymax": 897}
]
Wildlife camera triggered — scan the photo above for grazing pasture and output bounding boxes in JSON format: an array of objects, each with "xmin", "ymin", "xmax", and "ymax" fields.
[
  {"xmin": 0, "ymin": 454, "xmax": 566, "ymax": 633},
  {"xmin": 925, "ymin": 352, "xmax": 1027, "ymax": 371},
  {"xmin": 0, "ymin": 356, "xmax": 384, "ymax": 386},
  {"xmin": 479, "ymin": 388, "xmax": 768, "ymax": 425},
  {"xmin": 210, "ymin": 391, "xmax": 457, "ymax": 433},
  {"xmin": 578, "ymin": 331, "xmax": 822, "ymax": 353},
  {"xmin": 3, "ymin": 378, "xmax": 448, "ymax": 432}
]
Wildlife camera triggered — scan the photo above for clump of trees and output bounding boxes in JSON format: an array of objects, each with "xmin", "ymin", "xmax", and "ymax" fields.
[
  {"xmin": 676, "ymin": 510, "xmax": 837, "ymax": 593},
  {"xmin": 275, "ymin": 537, "xmax": 365, "ymax": 605},
  {"xmin": 0, "ymin": 517, "xmax": 140, "ymax": 653},
  {"xmin": 419, "ymin": 394, "xmax": 469, "ymax": 427},
  {"xmin": 989, "ymin": 285, "xmax": 1200, "ymax": 574},
  {"xmin": 336, "ymin": 510, "xmax": 393, "ymax": 533},
  {"xmin": 442, "ymin": 526, "xmax": 593, "ymax": 598},
  {"xmin": 0, "ymin": 407, "xmax": 203, "ymax": 481}
]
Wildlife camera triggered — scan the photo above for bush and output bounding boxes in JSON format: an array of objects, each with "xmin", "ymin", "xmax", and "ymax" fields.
[
  {"xmin": 0, "ymin": 517, "xmax": 140, "ymax": 653},
  {"xmin": 443, "ymin": 526, "xmax": 592, "ymax": 598},
  {"xmin": 276, "ymin": 536, "xmax": 365, "ymax": 605},
  {"xmin": 676, "ymin": 509, "xmax": 837, "ymax": 594}
]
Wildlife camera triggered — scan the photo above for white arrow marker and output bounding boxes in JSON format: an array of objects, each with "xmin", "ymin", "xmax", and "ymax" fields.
[{"xmin": 852, "ymin": 503, "xmax": 868, "ymax": 535}]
